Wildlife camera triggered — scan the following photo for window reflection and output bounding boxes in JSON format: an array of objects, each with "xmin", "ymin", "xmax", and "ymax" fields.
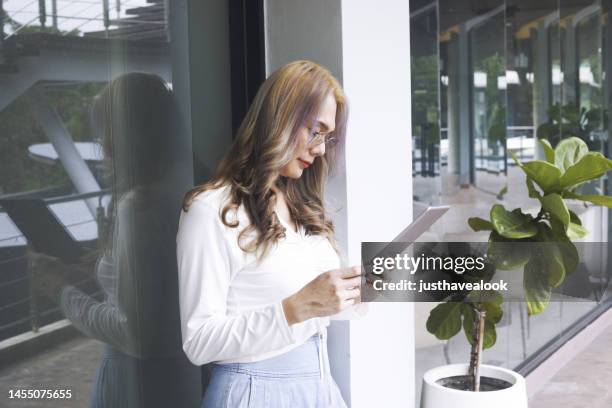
[
  {"xmin": 0, "ymin": 2, "xmax": 198, "ymax": 407},
  {"xmin": 470, "ymin": 4, "xmax": 506, "ymax": 184},
  {"xmin": 413, "ymin": 0, "xmax": 611, "ymax": 403},
  {"xmin": 411, "ymin": 1, "xmax": 442, "ymax": 207}
]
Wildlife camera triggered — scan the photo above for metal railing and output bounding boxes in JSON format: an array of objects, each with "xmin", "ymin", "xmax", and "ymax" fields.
[
  {"xmin": 1, "ymin": 0, "xmax": 166, "ymax": 41},
  {"xmin": 0, "ymin": 188, "xmax": 109, "ymax": 339}
]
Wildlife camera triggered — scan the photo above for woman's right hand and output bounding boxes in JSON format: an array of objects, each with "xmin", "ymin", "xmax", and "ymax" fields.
[{"xmin": 282, "ymin": 266, "xmax": 362, "ymax": 325}]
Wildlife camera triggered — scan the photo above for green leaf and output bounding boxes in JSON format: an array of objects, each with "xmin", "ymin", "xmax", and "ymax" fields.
[
  {"xmin": 526, "ymin": 177, "xmax": 542, "ymax": 199},
  {"xmin": 549, "ymin": 216, "xmax": 565, "ymax": 237},
  {"xmin": 548, "ymin": 220, "xmax": 580, "ymax": 275},
  {"xmin": 490, "ymin": 205, "xmax": 538, "ymax": 239},
  {"xmin": 541, "ymin": 193, "xmax": 570, "ymax": 231},
  {"xmin": 534, "ymin": 225, "xmax": 566, "ymax": 287},
  {"xmin": 539, "ymin": 138, "xmax": 555, "ymax": 164},
  {"xmin": 549, "ymin": 215, "xmax": 586, "ymax": 242},
  {"xmin": 481, "ymin": 302, "xmax": 503, "ymax": 324},
  {"xmin": 567, "ymin": 222, "xmax": 588, "ymax": 240},
  {"xmin": 487, "ymin": 232, "xmax": 532, "ymax": 270},
  {"xmin": 559, "ymin": 152, "xmax": 612, "ymax": 190},
  {"xmin": 569, "ymin": 210, "xmax": 582, "ymax": 226},
  {"xmin": 524, "ymin": 256, "xmax": 552, "ymax": 316},
  {"xmin": 523, "ymin": 161, "xmax": 563, "ymax": 193},
  {"xmin": 563, "ymin": 191, "xmax": 612, "ymax": 208},
  {"xmin": 426, "ymin": 302, "xmax": 463, "ymax": 340},
  {"xmin": 512, "ymin": 155, "xmax": 562, "ymax": 194},
  {"xmin": 465, "ymin": 290, "xmax": 504, "ymax": 305},
  {"xmin": 468, "ymin": 217, "xmax": 494, "ymax": 232},
  {"xmin": 554, "ymin": 137, "xmax": 588, "ymax": 173},
  {"xmin": 557, "ymin": 240, "xmax": 579, "ymax": 276},
  {"xmin": 481, "ymin": 320, "xmax": 497, "ymax": 350},
  {"xmin": 462, "ymin": 305, "xmax": 475, "ymax": 345}
]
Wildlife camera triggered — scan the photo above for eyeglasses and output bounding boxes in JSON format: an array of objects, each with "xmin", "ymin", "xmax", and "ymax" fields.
[{"xmin": 307, "ymin": 129, "xmax": 339, "ymax": 147}]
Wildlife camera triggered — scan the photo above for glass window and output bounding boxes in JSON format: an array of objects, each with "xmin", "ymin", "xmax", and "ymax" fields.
[
  {"xmin": 413, "ymin": 0, "xmax": 611, "ymax": 403},
  {"xmin": 0, "ymin": 2, "xmax": 229, "ymax": 406}
]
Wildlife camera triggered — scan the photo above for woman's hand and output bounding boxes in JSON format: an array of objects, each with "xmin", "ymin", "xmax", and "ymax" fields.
[
  {"xmin": 28, "ymin": 251, "xmax": 69, "ymax": 303},
  {"xmin": 282, "ymin": 266, "xmax": 362, "ymax": 325},
  {"xmin": 28, "ymin": 249, "xmax": 99, "ymax": 303}
]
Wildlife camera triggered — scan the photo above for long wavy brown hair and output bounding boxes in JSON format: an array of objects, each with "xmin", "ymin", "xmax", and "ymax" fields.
[{"xmin": 182, "ymin": 60, "xmax": 347, "ymax": 259}]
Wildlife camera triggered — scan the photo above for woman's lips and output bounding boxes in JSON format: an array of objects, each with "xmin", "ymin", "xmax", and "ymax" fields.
[{"xmin": 298, "ymin": 159, "xmax": 311, "ymax": 168}]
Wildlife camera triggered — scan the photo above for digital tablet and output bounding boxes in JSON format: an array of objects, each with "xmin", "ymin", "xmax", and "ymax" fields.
[
  {"xmin": 363, "ymin": 205, "xmax": 449, "ymax": 280},
  {"xmin": 0, "ymin": 198, "xmax": 84, "ymax": 263},
  {"xmin": 390, "ymin": 205, "xmax": 449, "ymax": 243}
]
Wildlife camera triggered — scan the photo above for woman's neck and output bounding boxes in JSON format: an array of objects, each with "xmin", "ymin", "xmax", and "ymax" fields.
[{"xmin": 273, "ymin": 188, "xmax": 298, "ymax": 233}]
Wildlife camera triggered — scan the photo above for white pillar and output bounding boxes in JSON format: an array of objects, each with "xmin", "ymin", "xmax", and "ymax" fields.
[
  {"xmin": 264, "ymin": 1, "xmax": 414, "ymax": 405},
  {"xmin": 340, "ymin": 1, "xmax": 414, "ymax": 406}
]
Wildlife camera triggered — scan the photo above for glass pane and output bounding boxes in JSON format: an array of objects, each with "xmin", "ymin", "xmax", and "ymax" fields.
[
  {"xmin": 414, "ymin": 0, "xmax": 612, "ymax": 403},
  {"xmin": 411, "ymin": 0, "xmax": 442, "ymax": 210},
  {"xmin": 470, "ymin": 4, "xmax": 507, "ymax": 190},
  {"xmin": 0, "ymin": 1, "xmax": 199, "ymax": 406},
  {"xmin": 577, "ymin": 10, "xmax": 605, "ymax": 152}
]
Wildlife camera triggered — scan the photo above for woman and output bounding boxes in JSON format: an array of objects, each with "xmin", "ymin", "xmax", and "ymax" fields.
[
  {"xmin": 35, "ymin": 73, "xmax": 197, "ymax": 407},
  {"xmin": 176, "ymin": 60, "xmax": 361, "ymax": 407}
]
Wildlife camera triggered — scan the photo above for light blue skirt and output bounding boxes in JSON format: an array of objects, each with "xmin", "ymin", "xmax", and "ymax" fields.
[{"xmin": 202, "ymin": 335, "xmax": 347, "ymax": 408}]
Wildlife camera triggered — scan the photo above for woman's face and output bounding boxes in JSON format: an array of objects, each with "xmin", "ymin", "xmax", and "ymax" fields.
[{"xmin": 279, "ymin": 93, "xmax": 337, "ymax": 179}]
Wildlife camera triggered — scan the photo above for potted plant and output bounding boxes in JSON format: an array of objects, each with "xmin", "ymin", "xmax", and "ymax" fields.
[{"xmin": 420, "ymin": 137, "xmax": 612, "ymax": 407}]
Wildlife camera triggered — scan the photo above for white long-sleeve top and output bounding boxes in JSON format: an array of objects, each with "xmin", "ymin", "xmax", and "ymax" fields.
[{"xmin": 176, "ymin": 185, "xmax": 341, "ymax": 366}]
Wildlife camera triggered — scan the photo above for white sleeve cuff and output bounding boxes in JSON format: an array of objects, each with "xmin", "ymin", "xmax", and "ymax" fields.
[
  {"xmin": 275, "ymin": 301, "xmax": 296, "ymax": 343},
  {"xmin": 274, "ymin": 301, "xmax": 327, "ymax": 344}
]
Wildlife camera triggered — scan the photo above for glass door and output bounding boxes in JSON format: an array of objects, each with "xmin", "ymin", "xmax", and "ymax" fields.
[{"xmin": 469, "ymin": 4, "xmax": 508, "ymax": 191}]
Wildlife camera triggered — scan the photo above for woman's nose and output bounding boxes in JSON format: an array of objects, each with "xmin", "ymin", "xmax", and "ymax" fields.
[{"xmin": 309, "ymin": 141, "xmax": 326, "ymax": 157}]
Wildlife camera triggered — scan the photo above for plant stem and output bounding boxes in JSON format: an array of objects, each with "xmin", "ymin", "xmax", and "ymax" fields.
[{"xmin": 468, "ymin": 307, "xmax": 487, "ymax": 392}]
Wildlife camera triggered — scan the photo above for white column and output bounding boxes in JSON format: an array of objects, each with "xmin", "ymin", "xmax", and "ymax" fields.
[
  {"xmin": 264, "ymin": 1, "xmax": 414, "ymax": 405},
  {"xmin": 340, "ymin": 1, "xmax": 414, "ymax": 406}
]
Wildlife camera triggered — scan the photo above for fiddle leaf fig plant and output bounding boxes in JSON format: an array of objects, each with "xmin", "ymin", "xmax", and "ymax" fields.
[{"xmin": 426, "ymin": 136, "xmax": 612, "ymax": 391}]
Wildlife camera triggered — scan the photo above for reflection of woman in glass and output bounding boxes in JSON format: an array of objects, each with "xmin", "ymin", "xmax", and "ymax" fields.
[
  {"xmin": 177, "ymin": 60, "xmax": 360, "ymax": 407},
  {"xmin": 38, "ymin": 73, "xmax": 194, "ymax": 408}
]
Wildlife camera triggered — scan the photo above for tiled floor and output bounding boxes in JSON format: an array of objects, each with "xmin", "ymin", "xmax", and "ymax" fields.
[{"xmin": 529, "ymin": 323, "xmax": 612, "ymax": 408}]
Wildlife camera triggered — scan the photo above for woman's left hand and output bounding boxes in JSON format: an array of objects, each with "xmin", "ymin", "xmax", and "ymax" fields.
[
  {"xmin": 28, "ymin": 251, "xmax": 69, "ymax": 303},
  {"xmin": 282, "ymin": 266, "xmax": 362, "ymax": 325}
]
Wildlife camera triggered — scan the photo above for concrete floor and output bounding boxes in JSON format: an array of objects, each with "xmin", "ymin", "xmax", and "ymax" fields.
[
  {"xmin": 529, "ymin": 323, "xmax": 612, "ymax": 408},
  {"xmin": 0, "ymin": 336, "xmax": 103, "ymax": 408}
]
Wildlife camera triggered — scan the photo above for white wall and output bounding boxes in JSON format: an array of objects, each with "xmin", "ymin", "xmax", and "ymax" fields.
[
  {"xmin": 265, "ymin": 0, "xmax": 414, "ymax": 405},
  {"xmin": 340, "ymin": 1, "xmax": 414, "ymax": 406}
]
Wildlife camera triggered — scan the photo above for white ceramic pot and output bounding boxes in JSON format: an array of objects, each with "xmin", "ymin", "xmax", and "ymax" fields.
[{"xmin": 420, "ymin": 364, "xmax": 528, "ymax": 408}]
